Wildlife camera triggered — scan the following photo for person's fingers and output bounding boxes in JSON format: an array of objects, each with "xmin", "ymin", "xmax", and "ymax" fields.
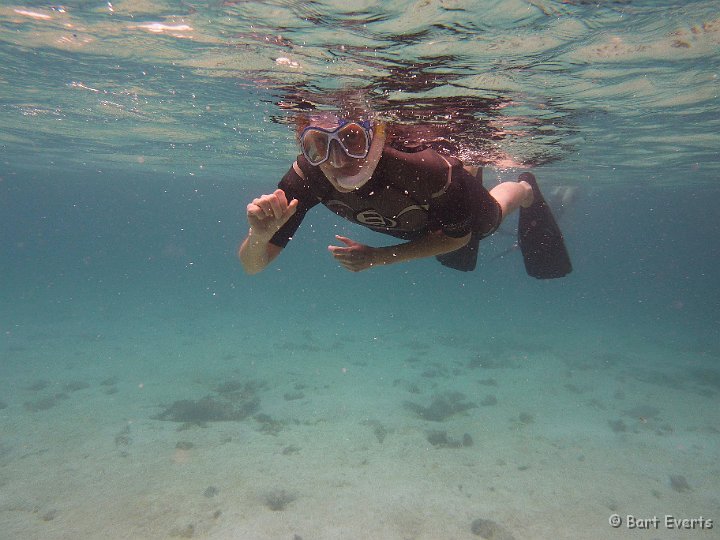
[
  {"xmin": 286, "ymin": 198, "xmax": 298, "ymax": 213},
  {"xmin": 332, "ymin": 253, "xmax": 352, "ymax": 267},
  {"xmin": 274, "ymin": 189, "xmax": 288, "ymax": 207},
  {"xmin": 248, "ymin": 193, "xmax": 297, "ymax": 236},
  {"xmin": 257, "ymin": 198, "xmax": 276, "ymax": 217},
  {"xmin": 282, "ymin": 198, "xmax": 298, "ymax": 220},
  {"xmin": 328, "ymin": 248, "xmax": 367, "ymax": 272},
  {"xmin": 262, "ymin": 190, "xmax": 292, "ymax": 219},
  {"xmin": 249, "ymin": 197, "xmax": 269, "ymax": 216},
  {"xmin": 328, "ymin": 248, "xmax": 358, "ymax": 266},
  {"xmin": 247, "ymin": 202, "xmax": 267, "ymax": 219},
  {"xmin": 268, "ymin": 196, "xmax": 283, "ymax": 220},
  {"xmin": 328, "ymin": 244, "xmax": 351, "ymax": 253},
  {"xmin": 334, "ymin": 235, "xmax": 354, "ymax": 246}
]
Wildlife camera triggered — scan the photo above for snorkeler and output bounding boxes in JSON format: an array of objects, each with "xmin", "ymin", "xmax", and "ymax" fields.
[{"xmin": 238, "ymin": 111, "xmax": 571, "ymax": 278}]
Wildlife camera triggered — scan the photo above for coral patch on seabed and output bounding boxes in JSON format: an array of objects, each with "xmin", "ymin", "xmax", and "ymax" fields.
[
  {"xmin": 426, "ymin": 430, "xmax": 474, "ymax": 448},
  {"xmin": 471, "ymin": 518, "xmax": 516, "ymax": 539},
  {"xmin": 669, "ymin": 474, "xmax": 692, "ymax": 493},
  {"xmin": 153, "ymin": 395, "xmax": 259, "ymax": 424},
  {"xmin": 262, "ymin": 489, "xmax": 297, "ymax": 511},
  {"xmin": 404, "ymin": 391, "xmax": 477, "ymax": 421},
  {"xmin": 151, "ymin": 379, "xmax": 265, "ymax": 425}
]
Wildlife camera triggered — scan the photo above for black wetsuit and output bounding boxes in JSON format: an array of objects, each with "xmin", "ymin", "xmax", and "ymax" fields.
[{"xmin": 270, "ymin": 145, "xmax": 501, "ymax": 271}]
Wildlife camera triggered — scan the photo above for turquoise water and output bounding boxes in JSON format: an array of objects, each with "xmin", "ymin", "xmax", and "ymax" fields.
[{"xmin": 1, "ymin": 2, "xmax": 719, "ymax": 539}]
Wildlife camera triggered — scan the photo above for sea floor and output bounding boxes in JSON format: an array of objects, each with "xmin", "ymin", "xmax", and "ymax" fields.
[{"xmin": 1, "ymin": 303, "xmax": 718, "ymax": 540}]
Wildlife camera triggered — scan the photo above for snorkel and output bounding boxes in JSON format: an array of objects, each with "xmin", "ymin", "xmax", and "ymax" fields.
[{"xmin": 331, "ymin": 122, "xmax": 386, "ymax": 191}]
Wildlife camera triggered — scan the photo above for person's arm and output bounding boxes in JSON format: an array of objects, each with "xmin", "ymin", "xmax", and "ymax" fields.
[
  {"xmin": 238, "ymin": 189, "xmax": 298, "ymax": 274},
  {"xmin": 328, "ymin": 230, "xmax": 470, "ymax": 272},
  {"xmin": 238, "ymin": 230, "xmax": 284, "ymax": 275}
]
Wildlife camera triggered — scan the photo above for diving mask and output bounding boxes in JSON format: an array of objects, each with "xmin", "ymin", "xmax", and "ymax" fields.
[{"xmin": 300, "ymin": 119, "xmax": 373, "ymax": 166}]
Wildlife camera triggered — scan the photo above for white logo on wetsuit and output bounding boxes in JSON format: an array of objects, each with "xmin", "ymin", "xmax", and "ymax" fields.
[
  {"xmin": 325, "ymin": 199, "xmax": 429, "ymax": 231},
  {"xmin": 355, "ymin": 210, "xmax": 398, "ymax": 228}
]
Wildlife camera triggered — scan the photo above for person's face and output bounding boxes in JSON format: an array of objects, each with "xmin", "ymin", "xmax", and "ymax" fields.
[
  {"xmin": 302, "ymin": 118, "xmax": 375, "ymax": 192},
  {"xmin": 319, "ymin": 142, "xmax": 369, "ymax": 192}
]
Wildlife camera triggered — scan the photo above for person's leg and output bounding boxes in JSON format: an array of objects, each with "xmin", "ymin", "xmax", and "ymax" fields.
[
  {"xmin": 547, "ymin": 185, "xmax": 579, "ymax": 221},
  {"xmin": 490, "ymin": 180, "xmax": 533, "ymax": 222}
]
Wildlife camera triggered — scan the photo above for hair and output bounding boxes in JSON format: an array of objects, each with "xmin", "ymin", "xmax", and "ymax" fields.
[
  {"xmin": 285, "ymin": 87, "xmax": 380, "ymax": 139},
  {"xmin": 293, "ymin": 111, "xmax": 338, "ymax": 138},
  {"xmin": 276, "ymin": 87, "xmax": 523, "ymax": 165},
  {"xmin": 282, "ymin": 90, "xmax": 461, "ymax": 159},
  {"xmin": 291, "ymin": 110, "xmax": 460, "ymax": 158}
]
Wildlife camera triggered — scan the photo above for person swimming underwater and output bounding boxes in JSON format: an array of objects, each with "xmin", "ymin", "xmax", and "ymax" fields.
[{"xmin": 238, "ymin": 110, "xmax": 571, "ymax": 278}]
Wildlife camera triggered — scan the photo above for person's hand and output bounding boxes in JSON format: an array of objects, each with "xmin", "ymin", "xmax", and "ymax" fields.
[
  {"xmin": 328, "ymin": 235, "xmax": 380, "ymax": 272},
  {"xmin": 246, "ymin": 189, "xmax": 298, "ymax": 240}
]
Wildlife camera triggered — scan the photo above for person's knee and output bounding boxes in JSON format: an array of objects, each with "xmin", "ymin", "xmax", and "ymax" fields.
[
  {"xmin": 518, "ymin": 180, "xmax": 534, "ymax": 208},
  {"xmin": 490, "ymin": 181, "xmax": 532, "ymax": 218}
]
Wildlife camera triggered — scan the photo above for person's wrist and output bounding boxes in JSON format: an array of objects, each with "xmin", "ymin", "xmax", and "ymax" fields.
[
  {"xmin": 248, "ymin": 227, "xmax": 272, "ymax": 244},
  {"xmin": 372, "ymin": 247, "xmax": 392, "ymax": 266}
]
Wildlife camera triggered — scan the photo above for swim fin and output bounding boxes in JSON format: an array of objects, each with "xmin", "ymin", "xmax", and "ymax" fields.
[
  {"xmin": 517, "ymin": 172, "xmax": 572, "ymax": 279},
  {"xmin": 436, "ymin": 231, "xmax": 480, "ymax": 271}
]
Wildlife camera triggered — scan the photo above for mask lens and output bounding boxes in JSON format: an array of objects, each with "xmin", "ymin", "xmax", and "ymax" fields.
[
  {"xmin": 301, "ymin": 129, "xmax": 330, "ymax": 165},
  {"xmin": 338, "ymin": 123, "xmax": 369, "ymax": 157}
]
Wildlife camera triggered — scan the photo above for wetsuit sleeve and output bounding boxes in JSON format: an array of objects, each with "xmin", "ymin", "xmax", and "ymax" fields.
[
  {"xmin": 268, "ymin": 160, "xmax": 320, "ymax": 248},
  {"xmin": 427, "ymin": 163, "xmax": 474, "ymax": 238}
]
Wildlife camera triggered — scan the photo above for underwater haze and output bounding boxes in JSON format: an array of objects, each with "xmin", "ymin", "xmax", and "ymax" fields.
[{"xmin": 1, "ymin": 1, "xmax": 719, "ymax": 539}]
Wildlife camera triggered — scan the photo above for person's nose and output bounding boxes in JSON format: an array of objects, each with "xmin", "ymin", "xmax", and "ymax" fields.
[{"xmin": 327, "ymin": 140, "xmax": 350, "ymax": 168}]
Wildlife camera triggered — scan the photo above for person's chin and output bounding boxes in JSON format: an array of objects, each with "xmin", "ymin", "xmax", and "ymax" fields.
[
  {"xmin": 331, "ymin": 178, "xmax": 357, "ymax": 192},
  {"xmin": 323, "ymin": 166, "xmax": 360, "ymax": 187}
]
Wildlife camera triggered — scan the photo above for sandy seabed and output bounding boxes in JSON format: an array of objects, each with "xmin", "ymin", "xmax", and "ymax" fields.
[{"xmin": 1, "ymin": 313, "xmax": 718, "ymax": 540}]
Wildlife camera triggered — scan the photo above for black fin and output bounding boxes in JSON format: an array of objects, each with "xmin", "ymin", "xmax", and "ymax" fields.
[
  {"xmin": 436, "ymin": 231, "xmax": 480, "ymax": 272},
  {"xmin": 518, "ymin": 173, "xmax": 572, "ymax": 279}
]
